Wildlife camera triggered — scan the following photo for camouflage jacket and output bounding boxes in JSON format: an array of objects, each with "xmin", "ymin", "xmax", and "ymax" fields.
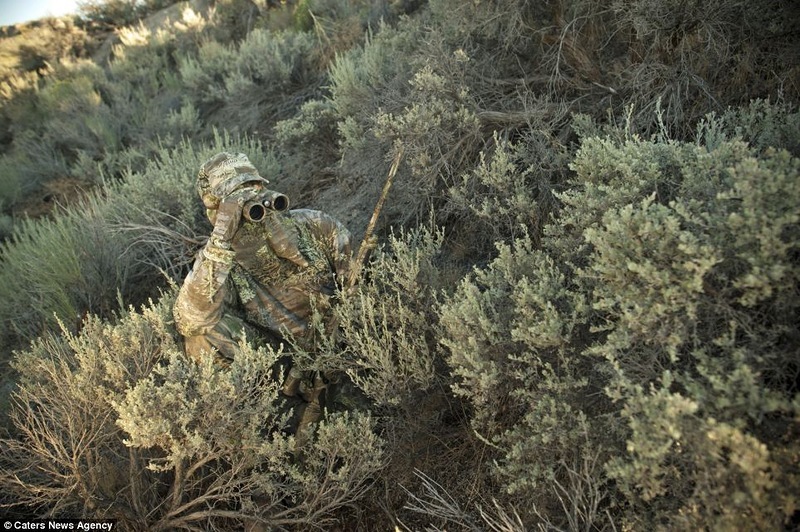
[{"xmin": 174, "ymin": 209, "xmax": 352, "ymax": 353}]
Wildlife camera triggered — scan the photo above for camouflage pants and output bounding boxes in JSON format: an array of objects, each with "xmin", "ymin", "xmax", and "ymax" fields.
[
  {"xmin": 281, "ymin": 366, "xmax": 342, "ymax": 454},
  {"xmin": 182, "ymin": 313, "xmax": 266, "ymax": 366}
]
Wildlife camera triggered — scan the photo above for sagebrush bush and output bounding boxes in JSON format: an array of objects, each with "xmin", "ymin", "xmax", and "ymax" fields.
[
  {"xmin": 295, "ymin": 225, "xmax": 446, "ymax": 408},
  {"xmin": 325, "ymin": 1, "xmax": 577, "ymax": 239},
  {"xmin": 107, "ymin": 27, "xmax": 189, "ymax": 128},
  {"xmin": 0, "ymin": 144, "xmax": 47, "ymax": 212},
  {"xmin": 204, "ymin": 0, "xmax": 266, "ymax": 40},
  {"xmin": 585, "ymin": 144, "xmax": 800, "ymax": 528},
  {"xmin": 177, "ymin": 38, "xmax": 231, "ymax": 107},
  {"xmin": 38, "ymin": 62, "xmax": 122, "ymax": 160},
  {"xmin": 0, "ymin": 39, "xmax": 190, "ymax": 201},
  {"xmin": 0, "ymin": 70, "xmax": 41, "ymax": 128},
  {"xmin": 0, "ymin": 200, "xmax": 140, "ymax": 344},
  {"xmin": 448, "ymin": 129, "xmax": 570, "ymax": 249},
  {"xmin": 612, "ymin": 0, "xmax": 800, "ymax": 134},
  {"xmin": 289, "ymin": 0, "xmax": 408, "ymax": 64},
  {"xmin": 714, "ymin": 98, "xmax": 800, "ymax": 156},
  {"xmin": 0, "ymin": 59, "xmax": 115, "ymax": 187},
  {"xmin": 440, "ymin": 111, "xmax": 800, "ymax": 529},
  {"xmin": 0, "ymin": 17, "xmax": 90, "ymax": 80},
  {"xmin": 273, "ymin": 98, "xmax": 340, "ymax": 194},
  {"xmin": 438, "ymin": 233, "xmax": 610, "ymax": 528},
  {"xmin": 324, "ymin": 20, "xmax": 425, "ymax": 225},
  {"xmin": 179, "ymin": 28, "xmax": 317, "ymax": 132},
  {"xmin": 1, "ymin": 295, "xmax": 386, "ymax": 529},
  {"xmin": 328, "ymin": 21, "xmax": 420, "ymax": 125},
  {"xmin": 335, "ymin": 52, "xmax": 487, "ymax": 227}
]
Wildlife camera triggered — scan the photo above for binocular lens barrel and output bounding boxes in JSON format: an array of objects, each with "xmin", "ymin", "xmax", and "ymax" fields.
[
  {"xmin": 243, "ymin": 191, "xmax": 290, "ymax": 222},
  {"xmin": 271, "ymin": 195, "xmax": 289, "ymax": 211},
  {"xmin": 247, "ymin": 203, "xmax": 267, "ymax": 222}
]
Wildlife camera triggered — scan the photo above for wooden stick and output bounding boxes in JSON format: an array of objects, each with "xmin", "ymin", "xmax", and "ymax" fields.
[{"xmin": 346, "ymin": 144, "xmax": 405, "ymax": 290}]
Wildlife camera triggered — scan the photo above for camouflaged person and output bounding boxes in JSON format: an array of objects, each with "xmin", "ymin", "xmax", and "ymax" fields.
[{"xmin": 173, "ymin": 151, "xmax": 353, "ymax": 442}]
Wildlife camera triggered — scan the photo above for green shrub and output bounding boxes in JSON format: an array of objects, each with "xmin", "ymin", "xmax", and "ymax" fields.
[
  {"xmin": 713, "ymin": 98, "xmax": 800, "ymax": 156},
  {"xmin": 0, "ymin": 18, "xmax": 209, "ymax": 214},
  {"xmin": 328, "ymin": 22, "xmax": 419, "ymax": 124},
  {"xmin": 79, "ymin": 0, "xmax": 140, "ymax": 26},
  {"xmin": 325, "ymin": 4, "xmax": 572, "ymax": 235},
  {"xmin": 298, "ymin": 0, "xmax": 400, "ymax": 61},
  {"xmin": 1, "ymin": 306, "xmax": 160, "ymax": 517},
  {"xmin": 336, "ymin": 55, "xmax": 485, "ymax": 227},
  {"xmin": 0, "ymin": 70, "xmax": 41, "ymax": 129},
  {"xmin": 438, "ymin": 233, "xmax": 610, "ymax": 528},
  {"xmin": 0, "ymin": 200, "xmax": 138, "ymax": 343},
  {"xmin": 375, "ymin": 64, "xmax": 481, "ymax": 181},
  {"xmin": 584, "ymin": 144, "xmax": 799, "ymax": 528},
  {"xmin": 0, "ymin": 139, "xmax": 69, "ymax": 212},
  {"xmin": 38, "ymin": 63, "xmax": 121, "ymax": 160},
  {"xmin": 448, "ymin": 129, "xmax": 570, "ymax": 248},
  {"xmin": 179, "ymin": 28, "xmax": 317, "ymax": 132},
  {"xmin": 324, "ymin": 21, "xmax": 423, "ymax": 224},
  {"xmin": 0, "ymin": 17, "xmax": 90, "ymax": 80},
  {"xmin": 0, "ymin": 53, "xmax": 164, "ymax": 200},
  {"xmin": 0, "ymin": 59, "xmax": 121, "ymax": 188},
  {"xmin": 1, "ymin": 295, "xmax": 386, "ymax": 529},
  {"xmin": 426, "ymin": 0, "xmax": 549, "ymax": 51},
  {"xmin": 611, "ymin": 0, "xmax": 800, "ymax": 134},
  {"xmin": 287, "ymin": 223, "xmax": 475, "ymax": 530},
  {"xmin": 108, "ymin": 27, "xmax": 187, "ymax": 126},
  {"xmin": 273, "ymin": 98, "xmax": 341, "ymax": 200},
  {"xmin": 177, "ymin": 38, "xmax": 233, "ymax": 108},
  {"xmin": 420, "ymin": 0, "xmax": 799, "ymax": 139},
  {"xmin": 440, "ymin": 112, "xmax": 800, "ymax": 529},
  {"xmin": 228, "ymin": 29, "xmax": 316, "ymax": 126},
  {"xmin": 205, "ymin": 0, "xmax": 265, "ymax": 40},
  {"xmin": 296, "ymin": 225, "xmax": 446, "ymax": 408}
]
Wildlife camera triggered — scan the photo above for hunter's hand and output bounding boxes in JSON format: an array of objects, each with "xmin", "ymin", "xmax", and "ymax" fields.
[
  {"xmin": 210, "ymin": 192, "xmax": 247, "ymax": 244},
  {"xmin": 264, "ymin": 215, "xmax": 309, "ymax": 268}
]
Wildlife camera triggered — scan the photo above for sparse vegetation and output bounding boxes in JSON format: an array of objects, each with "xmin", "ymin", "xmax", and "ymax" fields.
[{"xmin": 0, "ymin": 0, "xmax": 798, "ymax": 529}]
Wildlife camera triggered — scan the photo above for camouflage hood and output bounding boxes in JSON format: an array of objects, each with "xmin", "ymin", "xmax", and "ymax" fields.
[{"xmin": 197, "ymin": 152, "xmax": 270, "ymax": 208}]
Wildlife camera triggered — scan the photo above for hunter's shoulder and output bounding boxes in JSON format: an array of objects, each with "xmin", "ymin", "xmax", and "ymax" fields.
[{"xmin": 289, "ymin": 208, "xmax": 345, "ymax": 227}]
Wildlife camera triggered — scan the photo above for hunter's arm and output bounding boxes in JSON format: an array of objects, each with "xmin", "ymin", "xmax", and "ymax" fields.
[{"xmin": 173, "ymin": 240, "xmax": 235, "ymax": 337}]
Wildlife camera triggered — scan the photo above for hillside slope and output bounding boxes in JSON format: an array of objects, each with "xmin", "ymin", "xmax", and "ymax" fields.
[{"xmin": 0, "ymin": 0, "xmax": 798, "ymax": 529}]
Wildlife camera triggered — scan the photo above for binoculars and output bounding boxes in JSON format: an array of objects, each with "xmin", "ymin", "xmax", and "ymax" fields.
[{"xmin": 243, "ymin": 190, "xmax": 290, "ymax": 222}]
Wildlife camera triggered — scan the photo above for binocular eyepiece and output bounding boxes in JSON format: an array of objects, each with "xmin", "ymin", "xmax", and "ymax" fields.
[{"xmin": 243, "ymin": 190, "xmax": 290, "ymax": 222}]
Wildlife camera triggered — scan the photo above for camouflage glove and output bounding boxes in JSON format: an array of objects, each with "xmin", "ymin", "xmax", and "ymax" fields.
[
  {"xmin": 209, "ymin": 191, "xmax": 247, "ymax": 247},
  {"xmin": 263, "ymin": 214, "xmax": 309, "ymax": 268}
]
